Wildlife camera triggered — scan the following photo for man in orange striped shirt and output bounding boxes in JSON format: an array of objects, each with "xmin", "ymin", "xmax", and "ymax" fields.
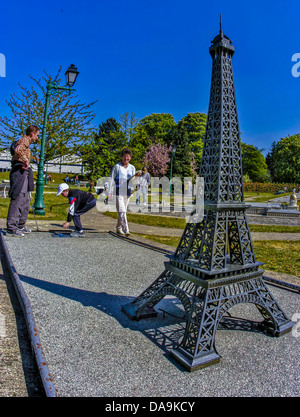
[{"xmin": 12, "ymin": 126, "xmax": 40, "ymax": 169}]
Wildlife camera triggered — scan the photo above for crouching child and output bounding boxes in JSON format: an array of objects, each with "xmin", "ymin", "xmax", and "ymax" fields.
[{"xmin": 56, "ymin": 183, "xmax": 101, "ymax": 237}]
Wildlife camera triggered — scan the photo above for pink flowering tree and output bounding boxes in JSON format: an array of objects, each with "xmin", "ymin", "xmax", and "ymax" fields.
[{"xmin": 142, "ymin": 143, "xmax": 171, "ymax": 177}]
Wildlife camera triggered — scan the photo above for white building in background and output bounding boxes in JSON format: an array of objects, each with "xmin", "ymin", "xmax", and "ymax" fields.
[
  {"xmin": 0, "ymin": 150, "xmax": 86, "ymax": 174},
  {"xmin": 43, "ymin": 154, "xmax": 86, "ymax": 174},
  {"xmin": 0, "ymin": 149, "xmax": 11, "ymax": 172}
]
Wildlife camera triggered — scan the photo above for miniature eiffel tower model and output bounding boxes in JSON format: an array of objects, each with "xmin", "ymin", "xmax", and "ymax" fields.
[{"xmin": 122, "ymin": 21, "xmax": 294, "ymax": 371}]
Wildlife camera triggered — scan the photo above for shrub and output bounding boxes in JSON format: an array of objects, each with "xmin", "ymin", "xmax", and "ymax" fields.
[{"xmin": 244, "ymin": 182, "xmax": 298, "ymax": 193}]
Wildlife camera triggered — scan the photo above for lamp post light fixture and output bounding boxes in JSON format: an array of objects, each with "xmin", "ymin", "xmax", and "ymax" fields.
[
  {"xmin": 33, "ymin": 65, "xmax": 79, "ymax": 215},
  {"xmin": 65, "ymin": 64, "xmax": 79, "ymax": 87},
  {"xmin": 169, "ymin": 144, "xmax": 177, "ymax": 196}
]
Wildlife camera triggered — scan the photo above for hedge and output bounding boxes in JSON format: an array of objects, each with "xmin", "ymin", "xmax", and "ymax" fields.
[{"xmin": 244, "ymin": 182, "xmax": 298, "ymax": 193}]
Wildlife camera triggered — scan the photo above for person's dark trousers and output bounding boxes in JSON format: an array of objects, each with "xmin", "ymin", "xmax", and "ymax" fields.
[
  {"xmin": 73, "ymin": 199, "xmax": 96, "ymax": 231},
  {"xmin": 7, "ymin": 192, "xmax": 29, "ymax": 232}
]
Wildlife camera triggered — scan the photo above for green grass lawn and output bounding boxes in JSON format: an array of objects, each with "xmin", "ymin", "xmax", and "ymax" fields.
[
  {"xmin": 132, "ymin": 233, "xmax": 300, "ymax": 277},
  {"xmin": 248, "ymin": 224, "xmax": 300, "ymax": 233},
  {"xmin": 0, "ymin": 188, "xmax": 96, "ymax": 221},
  {"xmin": 104, "ymin": 211, "xmax": 300, "ymax": 233},
  {"xmin": 0, "ymin": 192, "xmax": 69, "ymax": 221},
  {"xmin": 0, "ymin": 171, "xmax": 88, "ymax": 184},
  {"xmin": 244, "ymin": 191, "xmax": 288, "ymax": 202},
  {"xmin": 253, "ymin": 240, "xmax": 300, "ymax": 276}
]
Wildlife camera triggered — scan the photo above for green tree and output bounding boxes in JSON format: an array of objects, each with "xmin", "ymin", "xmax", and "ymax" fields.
[
  {"xmin": 170, "ymin": 126, "xmax": 195, "ymax": 180},
  {"xmin": 138, "ymin": 113, "xmax": 177, "ymax": 145},
  {"xmin": 119, "ymin": 111, "xmax": 139, "ymax": 143},
  {"xmin": 177, "ymin": 112, "xmax": 207, "ymax": 169},
  {"xmin": 265, "ymin": 141, "xmax": 277, "ymax": 182},
  {"xmin": 0, "ymin": 69, "xmax": 96, "ymax": 162},
  {"xmin": 241, "ymin": 143, "xmax": 270, "ymax": 182},
  {"xmin": 271, "ymin": 134, "xmax": 300, "ymax": 183},
  {"xmin": 128, "ymin": 124, "xmax": 152, "ymax": 169},
  {"xmin": 128, "ymin": 113, "xmax": 176, "ymax": 169},
  {"xmin": 82, "ymin": 118, "xmax": 126, "ymax": 181}
]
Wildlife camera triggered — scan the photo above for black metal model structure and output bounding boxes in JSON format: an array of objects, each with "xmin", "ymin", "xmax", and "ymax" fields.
[{"xmin": 122, "ymin": 22, "xmax": 294, "ymax": 371}]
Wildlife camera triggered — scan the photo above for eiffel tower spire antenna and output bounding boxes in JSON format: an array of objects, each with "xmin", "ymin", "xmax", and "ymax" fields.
[
  {"xmin": 220, "ymin": 13, "xmax": 223, "ymax": 36},
  {"xmin": 122, "ymin": 23, "xmax": 294, "ymax": 372}
]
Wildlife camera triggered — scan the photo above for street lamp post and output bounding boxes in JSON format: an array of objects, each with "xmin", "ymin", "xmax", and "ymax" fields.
[
  {"xmin": 33, "ymin": 65, "xmax": 79, "ymax": 215},
  {"xmin": 169, "ymin": 144, "xmax": 177, "ymax": 196}
]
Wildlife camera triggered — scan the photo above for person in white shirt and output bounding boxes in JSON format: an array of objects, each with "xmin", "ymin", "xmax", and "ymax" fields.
[
  {"xmin": 109, "ymin": 148, "xmax": 141, "ymax": 236},
  {"xmin": 136, "ymin": 166, "xmax": 150, "ymax": 205}
]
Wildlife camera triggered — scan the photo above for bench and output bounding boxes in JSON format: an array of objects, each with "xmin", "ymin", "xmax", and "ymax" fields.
[
  {"xmin": 0, "ymin": 180, "xmax": 10, "ymax": 198},
  {"xmin": 79, "ymin": 181, "xmax": 89, "ymax": 187}
]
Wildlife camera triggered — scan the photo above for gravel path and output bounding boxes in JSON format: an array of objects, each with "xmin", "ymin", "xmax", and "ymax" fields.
[
  {"xmin": 0, "ymin": 208, "xmax": 299, "ymax": 397},
  {"xmin": 2, "ymin": 232, "xmax": 299, "ymax": 397}
]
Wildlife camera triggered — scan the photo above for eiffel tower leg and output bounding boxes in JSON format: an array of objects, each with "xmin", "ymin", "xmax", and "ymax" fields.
[
  {"xmin": 171, "ymin": 286, "xmax": 222, "ymax": 371},
  {"xmin": 122, "ymin": 268, "xmax": 193, "ymax": 321},
  {"xmin": 213, "ymin": 276, "xmax": 295, "ymax": 337},
  {"xmin": 252, "ymin": 276, "xmax": 295, "ymax": 336}
]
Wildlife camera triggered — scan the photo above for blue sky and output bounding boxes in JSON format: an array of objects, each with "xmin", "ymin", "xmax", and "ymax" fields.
[{"xmin": 0, "ymin": 0, "xmax": 299, "ymax": 155}]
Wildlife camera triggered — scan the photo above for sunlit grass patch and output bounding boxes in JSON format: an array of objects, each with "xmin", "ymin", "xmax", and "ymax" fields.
[
  {"xmin": 132, "ymin": 234, "xmax": 300, "ymax": 276},
  {"xmin": 253, "ymin": 240, "xmax": 300, "ymax": 276}
]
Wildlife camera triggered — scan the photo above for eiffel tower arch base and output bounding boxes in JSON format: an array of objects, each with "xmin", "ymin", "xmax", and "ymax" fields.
[{"xmin": 122, "ymin": 263, "xmax": 294, "ymax": 371}]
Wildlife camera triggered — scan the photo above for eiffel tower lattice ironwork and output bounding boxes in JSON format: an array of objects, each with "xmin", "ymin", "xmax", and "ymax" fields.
[{"xmin": 122, "ymin": 22, "xmax": 294, "ymax": 371}]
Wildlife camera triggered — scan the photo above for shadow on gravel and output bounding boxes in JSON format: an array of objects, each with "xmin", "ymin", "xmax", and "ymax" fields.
[{"xmin": 19, "ymin": 274, "xmax": 269, "ymax": 372}]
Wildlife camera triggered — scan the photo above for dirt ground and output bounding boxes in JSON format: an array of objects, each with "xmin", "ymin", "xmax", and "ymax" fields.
[{"xmin": 0, "ymin": 262, "xmax": 45, "ymax": 397}]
